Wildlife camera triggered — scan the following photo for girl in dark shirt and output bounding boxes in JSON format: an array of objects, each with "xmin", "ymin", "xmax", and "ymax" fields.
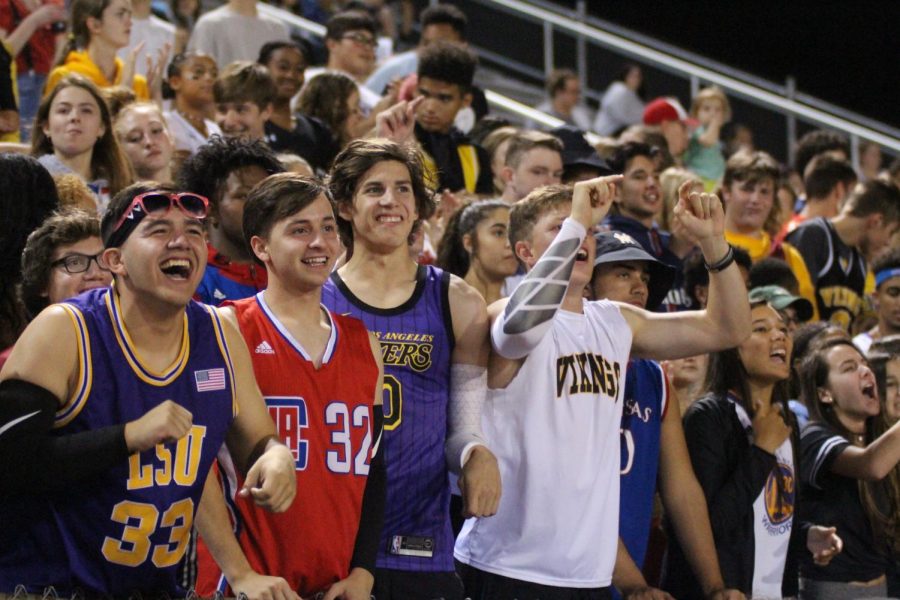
[{"xmin": 798, "ymin": 339, "xmax": 900, "ymax": 598}]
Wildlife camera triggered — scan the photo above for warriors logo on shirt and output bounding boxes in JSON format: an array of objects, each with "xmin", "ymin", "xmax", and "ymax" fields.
[{"xmin": 763, "ymin": 462, "xmax": 795, "ymax": 532}]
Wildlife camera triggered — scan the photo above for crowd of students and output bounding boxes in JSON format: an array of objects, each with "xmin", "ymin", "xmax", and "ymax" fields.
[{"xmin": 1, "ymin": 1, "xmax": 900, "ymax": 599}]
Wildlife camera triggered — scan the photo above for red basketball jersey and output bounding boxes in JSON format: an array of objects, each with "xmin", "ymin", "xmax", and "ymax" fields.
[{"xmin": 195, "ymin": 293, "xmax": 379, "ymax": 596}]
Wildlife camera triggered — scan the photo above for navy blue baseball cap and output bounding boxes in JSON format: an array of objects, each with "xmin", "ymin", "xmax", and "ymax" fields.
[{"xmin": 593, "ymin": 231, "xmax": 676, "ymax": 310}]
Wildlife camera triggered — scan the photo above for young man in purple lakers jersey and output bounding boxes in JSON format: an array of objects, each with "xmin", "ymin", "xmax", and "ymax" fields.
[
  {"xmin": 589, "ymin": 231, "xmax": 739, "ymax": 599},
  {"xmin": 0, "ymin": 182, "xmax": 296, "ymax": 596},
  {"xmin": 321, "ymin": 138, "xmax": 500, "ymax": 600}
]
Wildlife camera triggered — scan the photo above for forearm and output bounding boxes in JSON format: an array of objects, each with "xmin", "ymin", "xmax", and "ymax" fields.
[
  {"xmin": 0, "ymin": 379, "xmax": 130, "ymax": 494},
  {"xmin": 612, "ymin": 537, "xmax": 647, "ymax": 595},
  {"xmin": 664, "ymin": 480, "xmax": 725, "ymax": 596},
  {"xmin": 697, "ymin": 124, "xmax": 721, "ymax": 147},
  {"xmin": 446, "ymin": 363, "xmax": 488, "ymax": 473},
  {"xmin": 492, "ymin": 217, "xmax": 586, "ymax": 359},
  {"xmin": 6, "ymin": 13, "xmax": 45, "ymax": 56},
  {"xmin": 350, "ymin": 406, "xmax": 385, "ymax": 573},
  {"xmin": 194, "ymin": 468, "xmax": 255, "ymax": 583},
  {"xmin": 700, "ymin": 241, "xmax": 750, "ymax": 347}
]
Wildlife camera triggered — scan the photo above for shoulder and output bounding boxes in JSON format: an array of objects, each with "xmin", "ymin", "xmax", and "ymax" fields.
[
  {"xmin": 787, "ymin": 217, "xmax": 829, "ymax": 244},
  {"xmin": 448, "ymin": 273, "xmax": 488, "ymax": 324},
  {"xmin": 683, "ymin": 393, "xmax": 734, "ymax": 428}
]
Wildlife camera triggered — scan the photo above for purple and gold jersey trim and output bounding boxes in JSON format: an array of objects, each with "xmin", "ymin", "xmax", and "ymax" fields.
[
  {"xmin": 105, "ymin": 288, "xmax": 190, "ymax": 386},
  {"xmin": 205, "ymin": 304, "xmax": 239, "ymax": 419},
  {"xmin": 54, "ymin": 303, "xmax": 93, "ymax": 428}
]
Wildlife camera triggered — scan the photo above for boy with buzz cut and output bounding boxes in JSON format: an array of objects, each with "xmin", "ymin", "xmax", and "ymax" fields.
[
  {"xmin": 415, "ymin": 41, "xmax": 493, "ymax": 195},
  {"xmin": 454, "ymin": 176, "xmax": 750, "ymax": 600},
  {"xmin": 214, "ymin": 61, "xmax": 277, "ymax": 142},
  {"xmin": 498, "ymin": 130, "xmax": 564, "ymax": 205},
  {"xmin": 194, "ymin": 173, "xmax": 386, "ymax": 599}
]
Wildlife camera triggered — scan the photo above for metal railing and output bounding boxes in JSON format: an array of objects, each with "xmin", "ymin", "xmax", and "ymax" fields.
[{"xmin": 462, "ymin": 0, "xmax": 900, "ymax": 164}]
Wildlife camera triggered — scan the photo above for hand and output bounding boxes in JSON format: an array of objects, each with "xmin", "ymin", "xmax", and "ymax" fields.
[
  {"xmin": 751, "ymin": 403, "xmax": 791, "ymax": 454},
  {"xmin": 121, "ymin": 40, "xmax": 145, "ymax": 89},
  {"xmin": 322, "ymin": 567, "xmax": 374, "ymax": 600},
  {"xmin": 672, "ymin": 180, "xmax": 725, "ymax": 245},
  {"xmin": 124, "ymin": 400, "xmax": 193, "ymax": 452},
  {"xmin": 458, "ymin": 445, "xmax": 501, "ymax": 518},
  {"xmin": 707, "ymin": 589, "xmax": 746, "ymax": 600},
  {"xmin": 239, "ymin": 441, "xmax": 296, "ymax": 512},
  {"xmin": 571, "ymin": 174, "xmax": 622, "ymax": 229},
  {"xmin": 375, "ymin": 96, "xmax": 423, "ymax": 144},
  {"xmin": 807, "ymin": 525, "xmax": 842, "ymax": 566},
  {"xmin": 230, "ymin": 571, "xmax": 300, "ymax": 600},
  {"xmin": 145, "ymin": 42, "xmax": 171, "ymax": 101},
  {"xmin": 623, "ymin": 586, "xmax": 674, "ymax": 600},
  {"xmin": 29, "ymin": 3, "xmax": 67, "ymax": 27}
]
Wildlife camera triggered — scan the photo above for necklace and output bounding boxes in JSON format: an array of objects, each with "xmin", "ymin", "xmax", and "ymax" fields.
[{"xmin": 177, "ymin": 108, "xmax": 207, "ymax": 135}]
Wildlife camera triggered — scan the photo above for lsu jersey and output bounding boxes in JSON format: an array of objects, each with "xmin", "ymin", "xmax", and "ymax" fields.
[
  {"xmin": 195, "ymin": 292, "xmax": 379, "ymax": 596},
  {"xmin": 0, "ymin": 287, "xmax": 237, "ymax": 596},
  {"xmin": 322, "ymin": 265, "xmax": 457, "ymax": 572}
]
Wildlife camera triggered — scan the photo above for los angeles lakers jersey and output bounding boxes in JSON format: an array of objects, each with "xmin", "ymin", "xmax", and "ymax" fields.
[{"xmin": 322, "ymin": 265, "xmax": 457, "ymax": 572}]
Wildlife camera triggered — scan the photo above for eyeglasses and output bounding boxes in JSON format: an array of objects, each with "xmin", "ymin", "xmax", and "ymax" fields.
[
  {"xmin": 341, "ymin": 32, "xmax": 377, "ymax": 47},
  {"xmin": 112, "ymin": 191, "xmax": 209, "ymax": 234},
  {"xmin": 51, "ymin": 252, "xmax": 109, "ymax": 274}
]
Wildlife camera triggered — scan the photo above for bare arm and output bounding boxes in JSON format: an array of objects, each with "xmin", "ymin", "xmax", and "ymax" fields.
[
  {"xmin": 194, "ymin": 469, "xmax": 298, "ymax": 599},
  {"xmin": 828, "ymin": 421, "xmax": 900, "ymax": 480},
  {"xmin": 658, "ymin": 396, "xmax": 728, "ymax": 598},
  {"xmin": 613, "ymin": 537, "xmax": 673, "ymax": 600},
  {"xmin": 3, "ymin": 3, "xmax": 66, "ymax": 57},
  {"xmin": 218, "ymin": 307, "xmax": 295, "ymax": 512},
  {"xmin": 628, "ymin": 184, "xmax": 750, "ymax": 360},
  {"xmin": 697, "ymin": 117, "xmax": 723, "ymax": 148}
]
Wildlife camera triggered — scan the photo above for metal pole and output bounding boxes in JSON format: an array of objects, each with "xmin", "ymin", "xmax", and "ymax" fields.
[
  {"xmin": 690, "ymin": 76, "xmax": 700, "ymax": 98},
  {"xmin": 576, "ymin": 1, "xmax": 587, "ymax": 85},
  {"xmin": 850, "ymin": 134, "xmax": 861, "ymax": 174},
  {"xmin": 786, "ymin": 76, "xmax": 797, "ymax": 164},
  {"xmin": 543, "ymin": 21, "xmax": 554, "ymax": 76}
]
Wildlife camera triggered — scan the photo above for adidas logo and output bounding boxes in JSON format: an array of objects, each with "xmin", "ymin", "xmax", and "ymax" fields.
[
  {"xmin": 255, "ymin": 341, "xmax": 275, "ymax": 354},
  {"xmin": 213, "ymin": 288, "xmax": 226, "ymax": 300}
]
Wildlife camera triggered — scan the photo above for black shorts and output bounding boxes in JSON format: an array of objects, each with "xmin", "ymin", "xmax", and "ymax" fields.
[
  {"xmin": 373, "ymin": 567, "xmax": 464, "ymax": 600},
  {"xmin": 457, "ymin": 562, "xmax": 613, "ymax": 600}
]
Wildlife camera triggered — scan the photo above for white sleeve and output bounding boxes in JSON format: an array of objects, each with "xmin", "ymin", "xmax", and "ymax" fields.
[
  {"xmin": 445, "ymin": 363, "xmax": 488, "ymax": 474},
  {"xmin": 491, "ymin": 217, "xmax": 586, "ymax": 359}
]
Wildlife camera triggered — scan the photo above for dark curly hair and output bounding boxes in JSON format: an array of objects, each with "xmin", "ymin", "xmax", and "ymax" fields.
[
  {"xmin": 417, "ymin": 41, "xmax": 477, "ymax": 91},
  {"xmin": 20, "ymin": 209, "xmax": 101, "ymax": 318},
  {"xmin": 177, "ymin": 136, "xmax": 285, "ymax": 209},
  {"xmin": 296, "ymin": 72, "xmax": 358, "ymax": 146}
]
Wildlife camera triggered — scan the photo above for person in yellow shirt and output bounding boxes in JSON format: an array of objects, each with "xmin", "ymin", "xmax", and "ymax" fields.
[
  {"xmin": 720, "ymin": 149, "xmax": 819, "ymax": 320},
  {"xmin": 45, "ymin": 0, "xmax": 162, "ymax": 101}
]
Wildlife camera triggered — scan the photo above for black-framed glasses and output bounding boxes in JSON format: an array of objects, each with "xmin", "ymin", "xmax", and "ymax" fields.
[
  {"xmin": 51, "ymin": 253, "xmax": 109, "ymax": 274},
  {"xmin": 341, "ymin": 32, "xmax": 377, "ymax": 47}
]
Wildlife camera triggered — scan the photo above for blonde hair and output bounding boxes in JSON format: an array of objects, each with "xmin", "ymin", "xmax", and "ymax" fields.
[
  {"xmin": 659, "ymin": 167, "xmax": 702, "ymax": 232},
  {"xmin": 54, "ymin": 174, "xmax": 101, "ymax": 212},
  {"xmin": 690, "ymin": 86, "xmax": 732, "ymax": 123}
]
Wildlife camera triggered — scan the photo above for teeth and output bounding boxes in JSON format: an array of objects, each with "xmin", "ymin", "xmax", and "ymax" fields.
[
  {"xmin": 576, "ymin": 249, "xmax": 588, "ymax": 260},
  {"xmin": 378, "ymin": 216, "xmax": 401, "ymax": 223},
  {"xmin": 302, "ymin": 257, "xmax": 328, "ymax": 265},
  {"xmin": 161, "ymin": 259, "xmax": 190, "ymax": 269}
]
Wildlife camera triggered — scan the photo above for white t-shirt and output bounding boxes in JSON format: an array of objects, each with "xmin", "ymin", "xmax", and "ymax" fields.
[
  {"xmin": 163, "ymin": 109, "xmax": 222, "ymax": 155},
  {"xmin": 733, "ymin": 402, "xmax": 794, "ymax": 600},
  {"xmin": 455, "ymin": 299, "xmax": 632, "ymax": 588},
  {"xmin": 187, "ymin": 5, "xmax": 289, "ymax": 69},
  {"xmin": 117, "ymin": 15, "xmax": 176, "ymax": 77}
]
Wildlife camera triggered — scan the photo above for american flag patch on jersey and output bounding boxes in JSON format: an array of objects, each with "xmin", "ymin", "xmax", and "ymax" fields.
[{"xmin": 194, "ymin": 368, "xmax": 226, "ymax": 392}]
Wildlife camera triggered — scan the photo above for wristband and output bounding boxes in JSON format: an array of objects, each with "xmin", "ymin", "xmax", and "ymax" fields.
[{"xmin": 704, "ymin": 244, "xmax": 735, "ymax": 273}]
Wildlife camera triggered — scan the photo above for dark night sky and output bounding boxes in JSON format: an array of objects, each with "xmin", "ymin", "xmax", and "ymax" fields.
[{"xmin": 581, "ymin": 2, "xmax": 900, "ymax": 130}]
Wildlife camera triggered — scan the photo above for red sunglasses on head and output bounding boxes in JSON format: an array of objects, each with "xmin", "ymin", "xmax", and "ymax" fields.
[{"xmin": 112, "ymin": 191, "xmax": 209, "ymax": 234}]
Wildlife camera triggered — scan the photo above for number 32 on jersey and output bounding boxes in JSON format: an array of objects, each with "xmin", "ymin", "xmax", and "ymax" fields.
[{"xmin": 267, "ymin": 396, "xmax": 372, "ymax": 475}]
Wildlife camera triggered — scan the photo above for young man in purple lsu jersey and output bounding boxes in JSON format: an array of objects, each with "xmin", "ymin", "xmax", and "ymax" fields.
[
  {"xmin": 590, "ymin": 231, "xmax": 743, "ymax": 600},
  {"xmin": 321, "ymin": 138, "xmax": 501, "ymax": 600},
  {"xmin": 454, "ymin": 178, "xmax": 750, "ymax": 600},
  {"xmin": 0, "ymin": 182, "xmax": 296, "ymax": 596}
]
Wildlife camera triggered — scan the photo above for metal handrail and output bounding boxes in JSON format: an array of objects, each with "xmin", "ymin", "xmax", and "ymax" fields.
[{"xmin": 474, "ymin": 0, "xmax": 900, "ymax": 156}]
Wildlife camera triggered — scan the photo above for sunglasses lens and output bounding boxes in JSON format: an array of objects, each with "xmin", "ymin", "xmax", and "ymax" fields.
[
  {"xmin": 141, "ymin": 193, "xmax": 173, "ymax": 214},
  {"xmin": 179, "ymin": 194, "xmax": 207, "ymax": 217}
]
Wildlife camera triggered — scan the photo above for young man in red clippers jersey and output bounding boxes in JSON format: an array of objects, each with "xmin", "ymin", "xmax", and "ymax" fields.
[{"xmin": 194, "ymin": 173, "xmax": 386, "ymax": 600}]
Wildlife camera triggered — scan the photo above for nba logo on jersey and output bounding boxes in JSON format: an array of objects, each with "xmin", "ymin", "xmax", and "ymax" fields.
[
  {"xmin": 194, "ymin": 368, "xmax": 226, "ymax": 392},
  {"xmin": 265, "ymin": 396, "xmax": 309, "ymax": 470}
]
